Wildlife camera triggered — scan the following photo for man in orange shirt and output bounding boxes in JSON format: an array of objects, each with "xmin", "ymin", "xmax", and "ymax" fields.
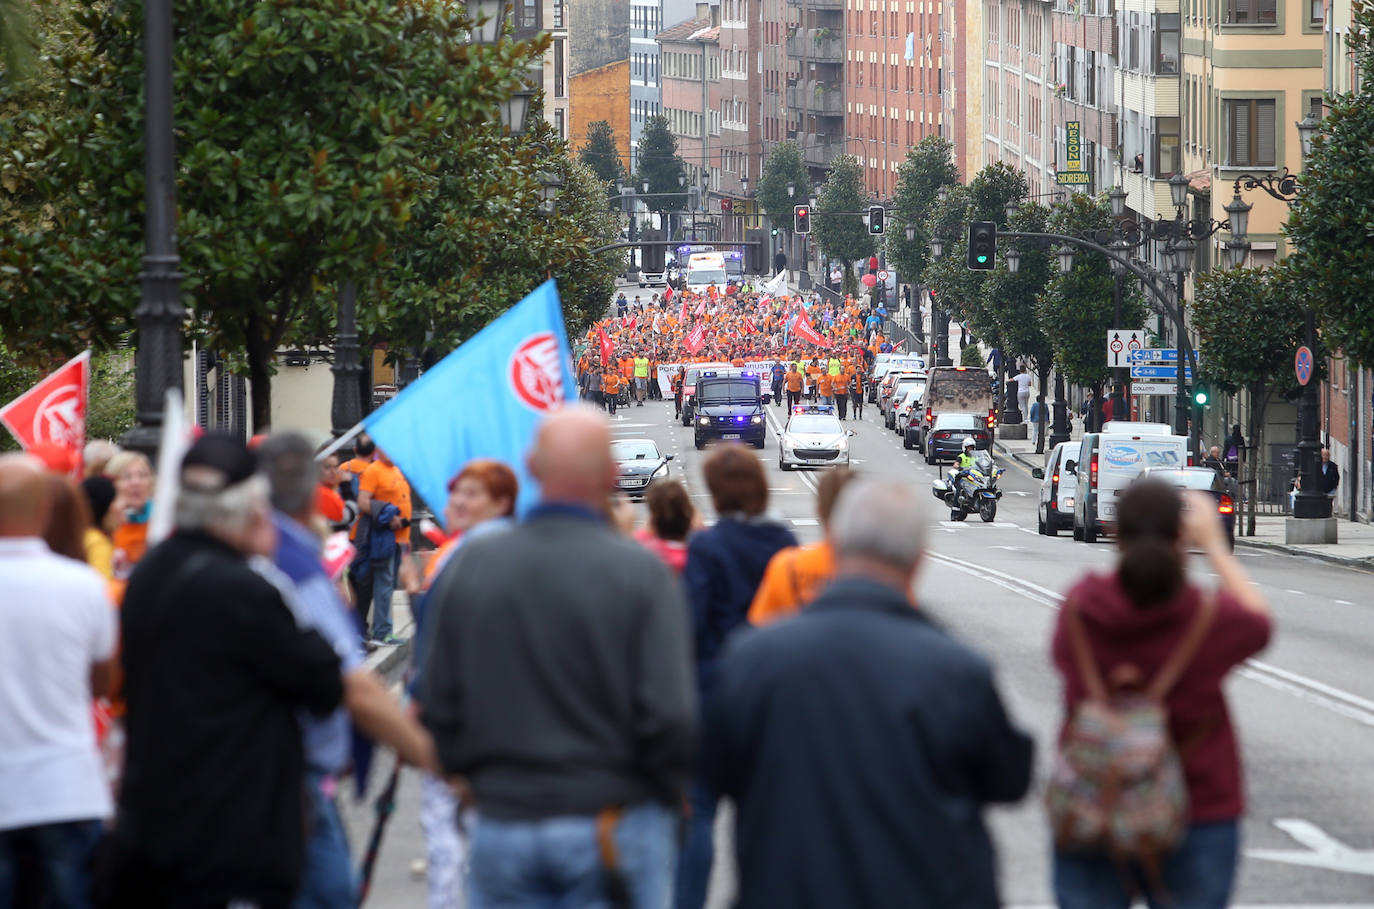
[
  {"xmin": 784, "ymin": 364, "xmax": 804, "ymax": 410},
  {"xmin": 601, "ymin": 370, "xmax": 622, "ymax": 415},
  {"xmin": 817, "ymin": 371, "xmax": 834, "ymax": 407},
  {"xmin": 804, "ymin": 359, "xmax": 822, "ymax": 402},
  {"xmin": 357, "ymin": 449, "xmax": 413, "ymax": 645},
  {"xmin": 749, "ymin": 468, "xmax": 857, "ymax": 625}
]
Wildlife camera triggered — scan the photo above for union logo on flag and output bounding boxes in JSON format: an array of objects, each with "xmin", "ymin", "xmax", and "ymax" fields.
[{"xmin": 509, "ymin": 333, "xmax": 565, "ymax": 412}]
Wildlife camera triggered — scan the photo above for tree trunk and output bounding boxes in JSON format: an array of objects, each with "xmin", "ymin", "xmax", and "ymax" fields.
[
  {"xmin": 247, "ymin": 333, "xmax": 274, "ymax": 433},
  {"xmin": 1245, "ymin": 382, "xmax": 1269, "ymax": 537},
  {"xmin": 1036, "ymin": 368, "xmax": 1050, "ymax": 455},
  {"xmin": 1091, "ymin": 380, "xmax": 1105, "ymax": 432},
  {"xmin": 842, "ymin": 263, "xmax": 856, "ymax": 298}
]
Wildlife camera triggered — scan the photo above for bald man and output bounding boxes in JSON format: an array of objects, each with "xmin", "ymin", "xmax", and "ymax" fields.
[
  {"xmin": 0, "ymin": 455, "xmax": 118, "ymax": 901},
  {"xmin": 419, "ymin": 407, "xmax": 696, "ymax": 908}
]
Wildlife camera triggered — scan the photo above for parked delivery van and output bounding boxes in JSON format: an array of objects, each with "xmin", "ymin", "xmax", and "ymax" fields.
[{"xmin": 1071, "ymin": 421, "xmax": 1188, "ymax": 543}]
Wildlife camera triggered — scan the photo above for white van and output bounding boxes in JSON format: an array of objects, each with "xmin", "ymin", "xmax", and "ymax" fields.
[
  {"xmin": 685, "ymin": 252, "xmax": 728, "ymax": 294},
  {"xmin": 1032, "ymin": 441, "xmax": 1077, "ymax": 536},
  {"xmin": 1071, "ymin": 422, "xmax": 1188, "ymax": 543}
]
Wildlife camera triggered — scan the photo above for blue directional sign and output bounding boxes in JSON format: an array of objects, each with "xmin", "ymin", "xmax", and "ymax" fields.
[
  {"xmin": 1127, "ymin": 348, "xmax": 1204, "ymax": 364},
  {"xmin": 1130, "ymin": 364, "xmax": 1193, "ymax": 380}
]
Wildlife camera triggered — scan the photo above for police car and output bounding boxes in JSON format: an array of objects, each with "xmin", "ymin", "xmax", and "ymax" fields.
[
  {"xmin": 777, "ymin": 404, "xmax": 854, "ymax": 471},
  {"xmin": 694, "ymin": 372, "xmax": 766, "ymax": 450}
]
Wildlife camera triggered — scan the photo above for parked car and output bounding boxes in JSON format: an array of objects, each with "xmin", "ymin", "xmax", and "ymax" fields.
[
  {"xmin": 924, "ymin": 412, "xmax": 993, "ymax": 465},
  {"xmin": 895, "ymin": 386, "xmax": 926, "ymax": 448},
  {"xmin": 880, "ymin": 371, "xmax": 926, "ymax": 427},
  {"xmin": 1031, "ymin": 441, "xmax": 1077, "ymax": 536},
  {"xmin": 1138, "ymin": 466, "xmax": 1237, "ymax": 549},
  {"xmin": 1071, "ymin": 422, "xmax": 1189, "ymax": 543}
]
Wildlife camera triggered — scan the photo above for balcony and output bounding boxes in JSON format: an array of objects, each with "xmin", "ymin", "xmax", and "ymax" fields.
[
  {"xmin": 786, "ymin": 29, "xmax": 843, "ymax": 62},
  {"xmin": 803, "ymin": 137, "xmax": 843, "ymax": 167},
  {"xmin": 787, "ymin": 81, "xmax": 843, "ymax": 116}
]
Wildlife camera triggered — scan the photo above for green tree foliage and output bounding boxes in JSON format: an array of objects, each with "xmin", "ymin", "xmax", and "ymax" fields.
[
  {"xmin": 1285, "ymin": 5, "xmax": 1374, "ymax": 367},
  {"xmin": 983, "ymin": 202, "xmax": 1054, "ymax": 371},
  {"xmin": 0, "ymin": 0, "xmax": 37, "ymax": 79},
  {"xmin": 887, "ymin": 136, "xmax": 960, "ymax": 289},
  {"xmin": 756, "ymin": 140, "xmax": 811, "ymax": 223},
  {"xmin": 550, "ymin": 157, "xmax": 625, "ymax": 335},
  {"xmin": 1039, "ymin": 193, "xmax": 1146, "ymax": 390},
  {"xmin": 922, "ymin": 185, "xmax": 980, "ymax": 321},
  {"xmin": 0, "ymin": 0, "xmax": 570, "ymax": 430},
  {"xmin": 812, "ymin": 155, "xmax": 875, "ymax": 294},
  {"xmin": 634, "ymin": 115, "xmax": 687, "ymax": 215},
  {"xmin": 86, "ymin": 350, "xmax": 136, "ymax": 444},
  {"xmin": 579, "ymin": 120, "xmax": 627, "ymax": 189}
]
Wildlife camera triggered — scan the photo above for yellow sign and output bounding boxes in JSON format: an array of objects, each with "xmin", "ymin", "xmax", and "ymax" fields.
[
  {"xmin": 1065, "ymin": 120, "xmax": 1082, "ymax": 172},
  {"xmin": 1056, "ymin": 171, "xmax": 1091, "ymax": 185}
]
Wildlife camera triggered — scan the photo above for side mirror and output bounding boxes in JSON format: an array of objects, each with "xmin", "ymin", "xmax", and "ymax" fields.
[
  {"xmin": 1031, "ymin": 468, "xmax": 1044, "ymax": 479},
  {"xmin": 666, "ymin": 453, "xmax": 675, "ymax": 461},
  {"xmin": 1064, "ymin": 460, "xmax": 1077, "ymax": 473},
  {"xmin": 847, "ymin": 430, "xmax": 856, "ymax": 437}
]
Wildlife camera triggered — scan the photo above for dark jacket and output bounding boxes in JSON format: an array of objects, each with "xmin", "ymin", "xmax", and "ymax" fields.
[
  {"xmin": 682, "ymin": 514, "xmax": 797, "ymax": 691},
  {"xmin": 418, "ymin": 506, "xmax": 697, "ymax": 820},
  {"xmin": 706, "ymin": 578, "xmax": 1033, "ymax": 909},
  {"xmin": 1321, "ymin": 460, "xmax": 1340, "ymax": 493},
  {"xmin": 105, "ymin": 532, "xmax": 343, "ymax": 907}
]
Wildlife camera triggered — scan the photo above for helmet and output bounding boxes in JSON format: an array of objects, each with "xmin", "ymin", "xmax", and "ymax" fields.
[{"xmin": 962, "ymin": 437, "xmax": 976, "ymax": 451}]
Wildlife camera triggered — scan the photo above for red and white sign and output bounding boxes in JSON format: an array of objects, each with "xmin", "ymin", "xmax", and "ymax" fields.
[
  {"xmin": 321, "ymin": 531, "xmax": 356, "ymax": 582},
  {"xmin": 684, "ymin": 323, "xmax": 707, "ymax": 355},
  {"xmin": 0, "ymin": 350, "xmax": 90, "ymax": 470},
  {"xmin": 509, "ymin": 333, "xmax": 565, "ymax": 412}
]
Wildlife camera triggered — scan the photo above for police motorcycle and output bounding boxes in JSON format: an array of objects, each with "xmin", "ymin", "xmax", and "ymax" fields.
[{"xmin": 931, "ymin": 445, "xmax": 1004, "ymax": 523}]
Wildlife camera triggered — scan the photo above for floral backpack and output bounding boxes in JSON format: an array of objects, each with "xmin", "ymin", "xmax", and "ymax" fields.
[{"xmin": 1046, "ymin": 593, "xmax": 1218, "ymax": 866}]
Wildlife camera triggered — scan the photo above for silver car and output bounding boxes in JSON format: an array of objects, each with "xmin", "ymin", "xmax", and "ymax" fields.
[
  {"xmin": 778, "ymin": 405, "xmax": 853, "ymax": 470},
  {"xmin": 612, "ymin": 438, "xmax": 674, "ymax": 498}
]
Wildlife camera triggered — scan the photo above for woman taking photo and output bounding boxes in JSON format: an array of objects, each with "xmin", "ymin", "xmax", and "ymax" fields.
[{"xmin": 1050, "ymin": 479, "xmax": 1272, "ymax": 909}]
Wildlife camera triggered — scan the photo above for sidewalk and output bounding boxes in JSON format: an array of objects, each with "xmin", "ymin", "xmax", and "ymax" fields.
[
  {"xmin": 994, "ymin": 430, "xmax": 1374, "ymax": 569},
  {"xmin": 363, "ymin": 592, "xmax": 416, "ymax": 676}
]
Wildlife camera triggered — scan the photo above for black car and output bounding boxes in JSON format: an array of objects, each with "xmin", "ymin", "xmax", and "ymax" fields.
[
  {"xmin": 694, "ymin": 374, "xmax": 767, "ymax": 449},
  {"xmin": 612, "ymin": 438, "xmax": 674, "ymax": 498},
  {"xmin": 924, "ymin": 412, "xmax": 993, "ymax": 465},
  {"xmin": 1137, "ymin": 466, "xmax": 1236, "ymax": 548}
]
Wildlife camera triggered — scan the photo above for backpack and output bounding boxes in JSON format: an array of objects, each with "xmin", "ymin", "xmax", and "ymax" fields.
[{"xmin": 1046, "ymin": 593, "xmax": 1218, "ymax": 865}]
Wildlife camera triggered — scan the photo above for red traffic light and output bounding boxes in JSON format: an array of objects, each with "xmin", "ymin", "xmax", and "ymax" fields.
[{"xmin": 797, "ymin": 206, "xmax": 808, "ymax": 217}]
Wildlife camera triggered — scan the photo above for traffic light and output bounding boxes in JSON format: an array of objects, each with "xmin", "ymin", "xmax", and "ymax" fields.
[
  {"xmin": 794, "ymin": 204, "xmax": 811, "ymax": 234},
  {"xmin": 967, "ymin": 221, "xmax": 996, "ymax": 270},
  {"xmin": 868, "ymin": 205, "xmax": 886, "ymax": 235},
  {"xmin": 771, "ymin": 226, "xmax": 779, "ymax": 237},
  {"xmin": 1193, "ymin": 383, "xmax": 1210, "ymax": 407}
]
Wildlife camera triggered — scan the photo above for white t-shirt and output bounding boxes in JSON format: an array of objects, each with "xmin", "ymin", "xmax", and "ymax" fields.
[
  {"xmin": 0, "ymin": 538, "xmax": 117, "ymax": 830},
  {"xmin": 1014, "ymin": 372, "xmax": 1034, "ymax": 394}
]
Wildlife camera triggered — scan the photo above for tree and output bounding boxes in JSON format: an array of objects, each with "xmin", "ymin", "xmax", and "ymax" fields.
[
  {"xmin": 0, "ymin": 0, "xmax": 548, "ymax": 431},
  {"xmin": 812, "ymin": 155, "xmax": 874, "ymax": 295},
  {"xmin": 0, "ymin": 0, "xmax": 36, "ymax": 79},
  {"xmin": 757, "ymin": 140, "xmax": 811, "ymax": 224},
  {"xmin": 579, "ymin": 120, "xmax": 627, "ymax": 190},
  {"xmin": 551, "ymin": 157, "xmax": 626, "ymax": 335},
  {"xmin": 1038, "ymin": 193, "xmax": 1146, "ymax": 416},
  {"xmin": 634, "ymin": 114, "xmax": 687, "ymax": 215},
  {"xmin": 1286, "ymin": 4, "xmax": 1374, "ymax": 367},
  {"xmin": 1192, "ymin": 264, "xmax": 1314, "ymax": 533},
  {"xmin": 887, "ymin": 135, "xmax": 959, "ymax": 292}
]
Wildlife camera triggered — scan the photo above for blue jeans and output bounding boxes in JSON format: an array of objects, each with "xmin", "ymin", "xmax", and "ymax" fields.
[
  {"xmin": 291, "ymin": 773, "xmax": 357, "ymax": 909},
  {"xmin": 1053, "ymin": 820, "xmax": 1240, "ymax": 909},
  {"xmin": 467, "ymin": 802, "xmax": 676, "ymax": 909},
  {"xmin": 673, "ymin": 778, "xmax": 716, "ymax": 909},
  {"xmin": 0, "ymin": 818, "xmax": 104, "ymax": 909},
  {"xmin": 370, "ymin": 548, "xmax": 399, "ymax": 640}
]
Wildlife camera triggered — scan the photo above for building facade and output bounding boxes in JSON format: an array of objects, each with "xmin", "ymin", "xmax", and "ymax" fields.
[
  {"xmin": 542, "ymin": 0, "xmax": 570, "ymax": 140},
  {"xmin": 569, "ymin": 0, "xmax": 633, "ymax": 161},
  {"xmin": 982, "ymin": 0, "xmax": 1057, "ymax": 195},
  {"xmin": 787, "ymin": 0, "xmax": 845, "ymax": 183},
  {"xmin": 659, "ymin": 8, "xmax": 722, "ymax": 236},
  {"xmin": 1048, "ymin": 0, "xmax": 1118, "ymax": 197}
]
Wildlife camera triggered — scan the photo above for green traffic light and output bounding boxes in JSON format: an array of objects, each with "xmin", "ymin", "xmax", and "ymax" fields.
[
  {"xmin": 1194, "ymin": 390, "xmax": 1208, "ymax": 405},
  {"xmin": 976, "ymin": 254, "xmax": 988, "ymax": 263}
]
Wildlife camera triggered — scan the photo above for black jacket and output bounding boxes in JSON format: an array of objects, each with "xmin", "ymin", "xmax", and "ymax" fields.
[
  {"xmin": 706, "ymin": 577, "xmax": 1034, "ymax": 909},
  {"xmin": 106, "ymin": 532, "xmax": 343, "ymax": 907},
  {"xmin": 1322, "ymin": 460, "xmax": 1340, "ymax": 493}
]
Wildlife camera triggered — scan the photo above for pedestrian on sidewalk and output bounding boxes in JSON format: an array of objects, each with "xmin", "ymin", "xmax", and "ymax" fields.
[
  {"xmin": 677, "ymin": 447, "xmax": 798, "ymax": 909},
  {"xmin": 419, "ymin": 408, "xmax": 696, "ymax": 909},
  {"xmin": 355, "ymin": 448, "xmax": 413, "ymax": 646},
  {"xmin": 1048, "ymin": 479, "xmax": 1272, "ymax": 909},
  {"xmin": 706, "ymin": 479, "xmax": 1033, "ymax": 909},
  {"xmin": 101, "ymin": 435, "xmax": 345, "ymax": 908},
  {"xmin": 0, "ymin": 456, "xmax": 117, "ymax": 909},
  {"xmin": 1014, "ymin": 364, "xmax": 1033, "ymax": 422},
  {"xmin": 1030, "ymin": 395, "xmax": 1046, "ymax": 448}
]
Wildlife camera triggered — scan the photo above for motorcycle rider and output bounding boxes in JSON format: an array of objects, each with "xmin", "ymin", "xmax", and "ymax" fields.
[{"xmin": 948, "ymin": 437, "xmax": 980, "ymax": 509}]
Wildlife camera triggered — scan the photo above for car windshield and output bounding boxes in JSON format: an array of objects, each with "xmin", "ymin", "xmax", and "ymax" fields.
[
  {"xmin": 611, "ymin": 440, "xmax": 661, "ymax": 461},
  {"xmin": 899, "ymin": 386, "xmax": 924, "ymax": 405},
  {"xmin": 789, "ymin": 415, "xmax": 842, "ymax": 434},
  {"xmin": 698, "ymin": 380, "xmax": 758, "ymax": 404},
  {"xmin": 895, "ymin": 378, "xmax": 925, "ymax": 395},
  {"xmin": 1152, "ymin": 469, "xmax": 1217, "ymax": 490},
  {"xmin": 936, "ymin": 414, "xmax": 982, "ymax": 430},
  {"xmin": 688, "ymin": 268, "xmax": 727, "ymax": 286}
]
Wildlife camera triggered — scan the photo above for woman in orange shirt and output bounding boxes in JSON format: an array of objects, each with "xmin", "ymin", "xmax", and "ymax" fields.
[{"xmin": 749, "ymin": 468, "xmax": 857, "ymax": 625}]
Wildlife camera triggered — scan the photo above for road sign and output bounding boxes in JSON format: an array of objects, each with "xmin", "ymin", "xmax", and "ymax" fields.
[
  {"xmin": 1056, "ymin": 171, "xmax": 1091, "ymax": 185},
  {"xmin": 1106, "ymin": 330, "xmax": 1146, "ymax": 368},
  {"xmin": 1295, "ymin": 345, "xmax": 1314, "ymax": 386},
  {"xmin": 1128, "ymin": 348, "xmax": 1184, "ymax": 363},
  {"xmin": 878, "ymin": 269, "xmax": 890, "ymax": 281},
  {"xmin": 1131, "ymin": 382, "xmax": 1178, "ymax": 395},
  {"xmin": 1130, "ymin": 364, "xmax": 1193, "ymax": 380}
]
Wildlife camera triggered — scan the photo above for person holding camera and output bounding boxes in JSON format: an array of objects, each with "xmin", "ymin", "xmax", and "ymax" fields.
[{"xmin": 356, "ymin": 446, "xmax": 413, "ymax": 646}]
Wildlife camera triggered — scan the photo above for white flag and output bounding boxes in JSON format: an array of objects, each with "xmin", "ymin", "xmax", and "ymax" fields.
[{"xmin": 761, "ymin": 270, "xmax": 789, "ymax": 297}]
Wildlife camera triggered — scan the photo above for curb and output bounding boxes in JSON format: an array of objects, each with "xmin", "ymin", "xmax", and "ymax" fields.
[
  {"xmin": 994, "ymin": 441, "xmax": 1042, "ymax": 473},
  {"xmin": 1233, "ymin": 537, "xmax": 1374, "ymax": 571},
  {"xmin": 363, "ymin": 621, "xmax": 415, "ymax": 678}
]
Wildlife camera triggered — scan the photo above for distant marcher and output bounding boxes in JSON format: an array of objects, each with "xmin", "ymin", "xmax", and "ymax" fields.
[
  {"xmin": 101, "ymin": 435, "xmax": 345, "ymax": 908},
  {"xmin": 678, "ymin": 446, "xmax": 797, "ymax": 909},
  {"xmin": 420, "ymin": 408, "xmax": 696, "ymax": 909},
  {"xmin": 749, "ymin": 467, "xmax": 857, "ymax": 626},
  {"xmin": 104, "ymin": 450, "xmax": 153, "ymax": 582},
  {"xmin": 0, "ymin": 455, "xmax": 117, "ymax": 909},
  {"xmin": 80, "ymin": 475, "xmax": 118, "ymax": 579},
  {"xmin": 1202, "ymin": 446, "xmax": 1226, "ymax": 479},
  {"xmin": 83, "ymin": 439, "xmax": 120, "ymax": 480},
  {"xmin": 636, "ymin": 480, "xmax": 697, "ymax": 575},
  {"xmin": 1049, "ymin": 479, "xmax": 1271, "ymax": 909},
  {"xmin": 356, "ymin": 448, "xmax": 413, "ymax": 645},
  {"xmin": 707, "ymin": 479, "xmax": 1034, "ymax": 909}
]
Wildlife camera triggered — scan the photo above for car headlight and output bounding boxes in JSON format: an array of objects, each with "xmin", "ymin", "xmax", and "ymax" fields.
[
  {"xmin": 653, "ymin": 463, "xmax": 669, "ymax": 478},
  {"xmin": 698, "ymin": 416, "xmax": 710, "ymax": 425},
  {"xmin": 750, "ymin": 415, "xmax": 762, "ymax": 424},
  {"xmin": 836, "ymin": 436, "xmax": 849, "ymax": 450}
]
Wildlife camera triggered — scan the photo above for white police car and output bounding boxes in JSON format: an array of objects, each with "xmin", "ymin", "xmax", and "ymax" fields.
[{"xmin": 777, "ymin": 404, "xmax": 853, "ymax": 471}]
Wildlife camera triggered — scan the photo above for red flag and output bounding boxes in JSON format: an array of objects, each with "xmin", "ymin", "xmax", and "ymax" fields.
[
  {"xmin": 790, "ymin": 314, "xmax": 829, "ymax": 348},
  {"xmin": 665, "ymin": 285, "xmax": 674, "ymax": 302},
  {"xmin": 0, "ymin": 350, "xmax": 90, "ymax": 472},
  {"xmin": 624, "ymin": 316, "xmax": 637, "ymax": 332},
  {"xmin": 742, "ymin": 320, "xmax": 757, "ymax": 335},
  {"xmin": 684, "ymin": 323, "xmax": 707, "ymax": 354},
  {"xmin": 694, "ymin": 298, "xmax": 709, "ymax": 317},
  {"xmin": 679, "ymin": 295, "xmax": 688, "ymax": 322},
  {"xmin": 598, "ymin": 326, "xmax": 614, "ymax": 362}
]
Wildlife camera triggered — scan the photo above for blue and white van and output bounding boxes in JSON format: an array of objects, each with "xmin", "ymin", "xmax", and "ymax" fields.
[{"xmin": 1071, "ymin": 422, "xmax": 1189, "ymax": 543}]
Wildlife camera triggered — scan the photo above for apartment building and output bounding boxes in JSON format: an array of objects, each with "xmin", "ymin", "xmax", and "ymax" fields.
[
  {"xmin": 787, "ymin": 0, "xmax": 845, "ymax": 182},
  {"xmin": 760, "ymin": 0, "xmax": 798, "ymax": 162},
  {"xmin": 568, "ymin": 0, "xmax": 632, "ymax": 161},
  {"xmin": 1047, "ymin": 0, "xmax": 1118, "ymax": 196},
  {"xmin": 631, "ymin": 0, "xmax": 666, "ymax": 168},
  {"xmin": 942, "ymin": 0, "xmax": 978, "ymax": 176},
  {"xmin": 543, "ymin": 0, "xmax": 570, "ymax": 141},
  {"xmin": 982, "ymin": 0, "xmax": 1057, "ymax": 195},
  {"xmin": 660, "ymin": 9, "xmax": 722, "ymax": 213}
]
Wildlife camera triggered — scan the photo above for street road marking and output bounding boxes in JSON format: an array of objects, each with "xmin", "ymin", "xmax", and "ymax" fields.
[
  {"xmin": 927, "ymin": 550, "xmax": 1374, "ymax": 729},
  {"xmin": 1010, "ymin": 905, "xmax": 1371, "ymax": 908},
  {"xmin": 1286, "ymin": 589, "xmax": 1306, "ymax": 596},
  {"xmin": 1008, "ymin": 490, "xmax": 1029, "ymax": 497},
  {"xmin": 790, "ymin": 518, "xmax": 819, "ymax": 526},
  {"xmin": 1247, "ymin": 819, "xmax": 1374, "ymax": 877},
  {"xmin": 1336, "ymin": 599, "xmax": 1355, "ymax": 606}
]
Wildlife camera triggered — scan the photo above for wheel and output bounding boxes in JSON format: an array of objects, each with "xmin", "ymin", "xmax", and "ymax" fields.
[
  {"xmin": 925, "ymin": 449, "xmax": 934, "ymax": 465},
  {"xmin": 753, "ymin": 436, "xmax": 765, "ymax": 450},
  {"xmin": 979, "ymin": 501, "xmax": 997, "ymax": 523},
  {"xmin": 1072, "ymin": 519, "xmax": 1083, "ymax": 541},
  {"xmin": 1046, "ymin": 512, "xmax": 1060, "ymax": 537},
  {"xmin": 1084, "ymin": 517, "xmax": 1098, "ymax": 544},
  {"xmin": 779, "ymin": 457, "xmax": 791, "ymax": 471},
  {"xmin": 951, "ymin": 509, "xmax": 967, "ymax": 522},
  {"xmin": 1038, "ymin": 513, "xmax": 1047, "ymax": 534},
  {"xmin": 903, "ymin": 434, "xmax": 913, "ymax": 450},
  {"xmin": 695, "ymin": 438, "xmax": 705, "ymax": 451}
]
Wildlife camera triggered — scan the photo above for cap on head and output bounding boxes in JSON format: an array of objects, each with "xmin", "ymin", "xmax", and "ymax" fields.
[{"xmin": 181, "ymin": 433, "xmax": 258, "ymax": 493}]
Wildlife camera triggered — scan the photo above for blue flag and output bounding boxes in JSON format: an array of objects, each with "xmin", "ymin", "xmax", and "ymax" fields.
[{"xmin": 364, "ymin": 280, "xmax": 575, "ymax": 523}]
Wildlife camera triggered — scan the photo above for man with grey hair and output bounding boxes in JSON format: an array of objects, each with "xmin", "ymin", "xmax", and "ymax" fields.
[
  {"xmin": 102, "ymin": 434, "xmax": 346, "ymax": 908},
  {"xmin": 704, "ymin": 479, "xmax": 1034, "ymax": 909}
]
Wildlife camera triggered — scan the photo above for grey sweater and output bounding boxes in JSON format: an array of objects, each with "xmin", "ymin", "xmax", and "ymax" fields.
[{"xmin": 418, "ymin": 508, "xmax": 698, "ymax": 819}]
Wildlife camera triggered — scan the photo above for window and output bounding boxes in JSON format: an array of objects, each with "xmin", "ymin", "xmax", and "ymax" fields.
[
  {"xmin": 1226, "ymin": 0, "xmax": 1276, "ymax": 23},
  {"xmin": 554, "ymin": 39, "xmax": 565, "ymax": 97},
  {"xmin": 1085, "ymin": 50, "xmax": 1096, "ymax": 105},
  {"xmin": 1127, "ymin": 16, "xmax": 1140, "ymax": 70},
  {"xmin": 1310, "ymin": 0, "xmax": 1325, "ymax": 22},
  {"xmin": 1225, "ymin": 99, "xmax": 1276, "ymax": 166},
  {"xmin": 1153, "ymin": 117, "xmax": 1180, "ymax": 176},
  {"xmin": 519, "ymin": 0, "xmax": 538, "ymax": 29},
  {"xmin": 1154, "ymin": 14, "xmax": 1179, "ymax": 73},
  {"xmin": 554, "ymin": 108, "xmax": 565, "ymax": 140},
  {"xmin": 553, "ymin": 0, "xmax": 564, "ymax": 28}
]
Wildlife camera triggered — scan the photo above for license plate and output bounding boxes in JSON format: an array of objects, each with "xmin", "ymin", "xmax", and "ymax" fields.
[
  {"xmin": 1101, "ymin": 502, "xmax": 1116, "ymax": 518},
  {"xmin": 722, "ymin": 433, "xmax": 741, "ymax": 440}
]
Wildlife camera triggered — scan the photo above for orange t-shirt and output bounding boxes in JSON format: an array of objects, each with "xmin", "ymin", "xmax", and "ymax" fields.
[
  {"xmin": 603, "ymin": 373, "xmax": 621, "ymax": 394},
  {"xmin": 786, "ymin": 371, "xmax": 804, "ymax": 392},
  {"xmin": 360, "ymin": 461, "xmax": 413, "ymax": 545},
  {"xmin": 748, "ymin": 541, "xmax": 836, "ymax": 625},
  {"xmin": 315, "ymin": 484, "xmax": 345, "ymax": 523},
  {"xmin": 817, "ymin": 374, "xmax": 833, "ymax": 397}
]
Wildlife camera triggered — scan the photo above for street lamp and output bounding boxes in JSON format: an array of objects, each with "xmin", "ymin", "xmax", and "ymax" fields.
[
  {"xmin": 787, "ymin": 181, "xmax": 796, "ymax": 198},
  {"xmin": 467, "ymin": 0, "xmax": 506, "ymax": 42},
  {"xmin": 536, "ymin": 168, "xmax": 563, "ymax": 216},
  {"xmin": 1169, "ymin": 172, "xmax": 1190, "ymax": 210},
  {"xmin": 1224, "ymin": 193, "xmax": 1251, "ymax": 242},
  {"xmin": 1108, "ymin": 185, "xmax": 1128, "ymax": 219},
  {"xmin": 1005, "ymin": 245, "xmax": 1021, "ymax": 274},
  {"xmin": 930, "ymin": 236, "xmax": 945, "ymax": 260},
  {"xmin": 936, "ymin": 184, "xmax": 949, "ymax": 203},
  {"xmin": 904, "ymin": 223, "xmax": 916, "ymax": 242},
  {"xmin": 1055, "ymin": 245, "xmax": 1075, "ymax": 275},
  {"xmin": 1296, "ymin": 113, "xmax": 1321, "ymax": 157}
]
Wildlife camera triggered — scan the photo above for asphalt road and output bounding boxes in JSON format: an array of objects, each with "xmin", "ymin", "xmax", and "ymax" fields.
[{"xmin": 350, "ymin": 393, "xmax": 1374, "ymax": 908}]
